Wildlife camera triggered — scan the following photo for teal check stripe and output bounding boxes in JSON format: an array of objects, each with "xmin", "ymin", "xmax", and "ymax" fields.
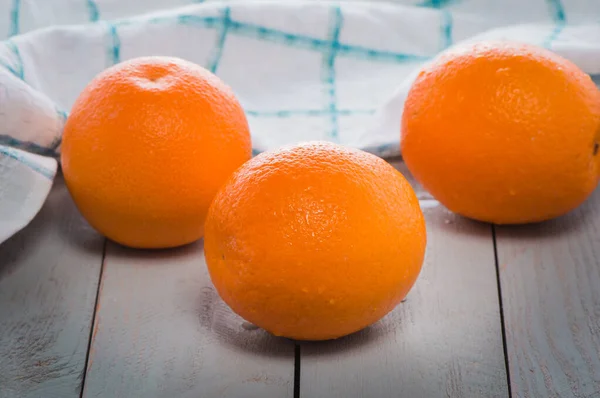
[
  {"xmin": 441, "ymin": 10, "xmax": 453, "ymax": 49},
  {"xmin": 547, "ymin": 0, "xmax": 567, "ymax": 22},
  {"xmin": 0, "ymin": 144, "xmax": 55, "ymax": 179},
  {"xmin": 1, "ymin": 2, "xmax": 456, "ymax": 159},
  {"xmin": 544, "ymin": 23, "xmax": 566, "ymax": 48},
  {"xmin": 9, "ymin": 0, "xmax": 20, "ymax": 37},
  {"xmin": 106, "ymin": 22, "xmax": 121, "ymax": 65},
  {"xmin": 206, "ymin": 7, "xmax": 231, "ymax": 74},
  {"xmin": 419, "ymin": 0, "xmax": 459, "ymax": 7},
  {"xmin": 0, "ymin": 135, "xmax": 59, "ymax": 158},
  {"xmin": 98, "ymin": 5, "xmax": 434, "ymax": 155},
  {"xmin": 324, "ymin": 7, "xmax": 343, "ymax": 141},
  {"xmin": 0, "ymin": 105, "xmax": 65, "ymax": 158},
  {"xmin": 0, "ymin": 58, "xmax": 14, "ymax": 75},
  {"xmin": 87, "ymin": 0, "xmax": 100, "ymax": 22},
  {"xmin": 1, "ymin": 39, "xmax": 23, "ymax": 78},
  {"xmin": 114, "ymin": 11, "xmax": 432, "ymax": 65},
  {"xmin": 544, "ymin": 0, "xmax": 567, "ymax": 48}
]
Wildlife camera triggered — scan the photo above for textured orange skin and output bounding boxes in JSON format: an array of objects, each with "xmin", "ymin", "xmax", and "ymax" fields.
[
  {"xmin": 401, "ymin": 41, "xmax": 600, "ymax": 224},
  {"xmin": 61, "ymin": 56, "xmax": 251, "ymax": 248},
  {"xmin": 204, "ymin": 142, "xmax": 427, "ymax": 341}
]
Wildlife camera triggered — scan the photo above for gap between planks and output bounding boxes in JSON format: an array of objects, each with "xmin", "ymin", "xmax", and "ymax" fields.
[
  {"xmin": 75, "ymin": 159, "xmax": 510, "ymax": 398},
  {"xmin": 493, "ymin": 224, "xmax": 513, "ymax": 398},
  {"xmin": 79, "ymin": 238, "xmax": 107, "ymax": 398}
]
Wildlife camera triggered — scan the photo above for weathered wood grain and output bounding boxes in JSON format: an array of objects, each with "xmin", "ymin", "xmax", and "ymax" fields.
[
  {"xmin": 299, "ymin": 160, "xmax": 509, "ymax": 398},
  {"xmin": 496, "ymin": 186, "xmax": 600, "ymax": 398},
  {"xmin": 82, "ymin": 240, "xmax": 295, "ymax": 398},
  {"xmin": 0, "ymin": 176, "xmax": 104, "ymax": 398}
]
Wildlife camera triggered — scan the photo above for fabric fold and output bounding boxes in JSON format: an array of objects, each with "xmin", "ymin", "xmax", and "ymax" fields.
[{"xmin": 0, "ymin": 0, "xmax": 598, "ymax": 244}]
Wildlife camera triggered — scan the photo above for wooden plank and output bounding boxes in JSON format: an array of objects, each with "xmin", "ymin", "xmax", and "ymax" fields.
[
  {"xmin": 82, "ymin": 240, "xmax": 295, "ymax": 398},
  {"xmin": 496, "ymin": 186, "xmax": 600, "ymax": 398},
  {"xmin": 299, "ymin": 160, "xmax": 509, "ymax": 398},
  {"xmin": 0, "ymin": 176, "xmax": 104, "ymax": 398}
]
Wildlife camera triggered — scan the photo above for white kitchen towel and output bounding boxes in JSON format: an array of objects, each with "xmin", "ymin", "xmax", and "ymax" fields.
[{"xmin": 0, "ymin": 0, "xmax": 599, "ymax": 244}]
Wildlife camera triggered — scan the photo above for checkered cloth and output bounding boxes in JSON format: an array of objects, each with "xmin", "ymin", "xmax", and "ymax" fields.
[{"xmin": 1, "ymin": 0, "xmax": 599, "ymax": 244}]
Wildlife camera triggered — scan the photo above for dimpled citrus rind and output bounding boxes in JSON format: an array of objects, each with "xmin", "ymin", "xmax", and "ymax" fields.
[
  {"xmin": 61, "ymin": 56, "xmax": 252, "ymax": 248},
  {"xmin": 204, "ymin": 141, "xmax": 426, "ymax": 340},
  {"xmin": 401, "ymin": 41, "xmax": 600, "ymax": 224}
]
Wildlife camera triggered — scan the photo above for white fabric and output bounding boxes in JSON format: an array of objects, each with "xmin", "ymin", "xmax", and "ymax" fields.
[
  {"xmin": 0, "ymin": 0, "xmax": 599, "ymax": 244},
  {"xmin": 0, "ymin": 145, "xmax": 57, "ymax": 243}
]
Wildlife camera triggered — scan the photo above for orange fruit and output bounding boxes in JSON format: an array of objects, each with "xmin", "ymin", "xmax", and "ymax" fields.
[
  {"xmin": 401, "ymin": 41, "xmax": 600, "ymax": 224},
  {"xmin": 204, "ymin": 141, "xmax": 426, "ymax": 340},
  {"xmin": 61, "ymin": 56, "xmax": 251, "ymax": 248}
]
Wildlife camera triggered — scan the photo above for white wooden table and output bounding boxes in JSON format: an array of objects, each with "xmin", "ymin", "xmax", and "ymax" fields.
[{"xmin": 1, "ymin": 159, "xmax": 600, "ymax": 398}]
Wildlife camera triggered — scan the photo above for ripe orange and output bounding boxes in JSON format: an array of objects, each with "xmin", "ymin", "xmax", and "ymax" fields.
[
  {"xmin": 61, "ymin": 56, "xmax": 251, "ymax": 248},
  {"xmin": 204, "ymin": 141, "xmax": 426, "ymax": 340},
  {"xmin": 401, "ymin": 41, "xmax": 600, "ymax": 224}
]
